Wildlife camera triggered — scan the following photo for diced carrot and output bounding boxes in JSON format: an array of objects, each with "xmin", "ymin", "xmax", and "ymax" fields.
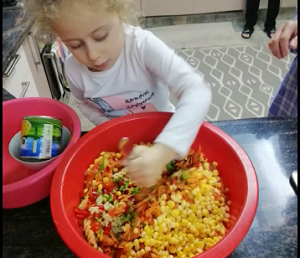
[
  {"xmin": 108, "ymin": 204, "xmax": 126, "ymax": 217},
  {"xmin": 85, "ymin": 170, "xmax": 95, "ymax": 189},
  {"xmin": 143, "ymin": 252, "xmax": 151, "ymax": 258}
]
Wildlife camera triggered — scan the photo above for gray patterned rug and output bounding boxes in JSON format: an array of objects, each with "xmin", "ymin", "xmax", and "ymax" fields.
[{"xmin": 176, "ymin": 45, "xmax": 295, "ymax": 121}]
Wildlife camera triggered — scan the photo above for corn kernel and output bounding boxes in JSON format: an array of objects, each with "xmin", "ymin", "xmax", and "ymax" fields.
[
  {"xmin": 116, "ymin": 191, "xmax": 121, "ymax": 196},
  {"xmin": 125, "ymin": 242, "xmax": 133, "ymax": 248},
  {"xmin": 167, "ymin": 201, "xmax": 175, "ymax": 209},
  {"xmin": 196, "ymin": 248, "xmax": 203, "ymax": 253},
  {"xmin": 203, "ymin": 163, "xmax": 210, "ymax": 169},
  {"xmin": 171, "ymin": 209, "xmax": 180, "ymax": 217},
  {"xmin": 183, "ymin": 246, "xmax": 190, "ymax": 253},
  {"xmin": 169, "ymin": 246, "xmax": 176, "ymax": 253},
  {"xmin": 169, "ymin": 237, "xmax": 177, "ymax": 245},
  {"xmin": 212, "ymin": 161, "xmax": 218, "ymax": 166},
  {"xmin": 145, "ymin": 240, "xmax": 150, "ymax": 247}
]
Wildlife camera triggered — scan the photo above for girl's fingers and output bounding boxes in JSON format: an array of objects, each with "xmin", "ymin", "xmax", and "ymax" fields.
[
  {"xmin": 134, "ymin": 179, "xmax": 156, "ymax": 188},
  {"xmin": 121, "ymin": 158, "xmax": 128, "ymax": 166},
  {"xmin": 128, "ymin": 171, "xmax": 147, "ymax": 181},
  {"xmin": 127, "ymin": 145, "xmax": 148, "ymax": 160},
  {"xmin": 127, "ymin": 172, "xmax": 153, "ymax": 187},
  {"xmin": 127, "ymin": 158, "xmax": 144, "ymax": 173}
]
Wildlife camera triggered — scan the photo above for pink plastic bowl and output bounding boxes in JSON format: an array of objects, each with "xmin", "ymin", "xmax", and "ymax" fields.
[
  {"xmin": 3, "ymin": 97, "xmax": 81, "ymax": 208},
  {"xmin": 51, "ymin": 112, "xmax": 258, "ymax": 258}
]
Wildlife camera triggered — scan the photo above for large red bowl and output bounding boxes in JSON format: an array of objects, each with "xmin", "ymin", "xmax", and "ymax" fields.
[{"xmin": 51, "ymin": 112, "xmax": 258, "ymax": 258}]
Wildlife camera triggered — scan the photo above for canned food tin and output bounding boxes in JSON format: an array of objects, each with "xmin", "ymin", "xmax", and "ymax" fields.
[{"xmin": 20, "ymin": 116, "xmax": 62, "ymax": 160}]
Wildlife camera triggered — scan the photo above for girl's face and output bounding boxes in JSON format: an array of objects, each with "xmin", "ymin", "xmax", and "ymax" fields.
[{"xmin": 53, "ymin": 3, "xmax": 125, "ymax": 72}]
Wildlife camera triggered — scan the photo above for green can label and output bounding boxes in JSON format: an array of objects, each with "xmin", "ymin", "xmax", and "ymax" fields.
[{"xmin": 20, "ymin": 116, "xmax": 62, "ymax": 160}]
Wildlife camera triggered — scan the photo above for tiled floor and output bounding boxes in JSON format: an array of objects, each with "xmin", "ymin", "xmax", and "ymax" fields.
[
  {"xmin": 68, "ymin": 19, "xmax": 293, "ymax": 131},
  {"xmin": 147, "ymin": 19, "xmax": 289, "ymax": 49}
]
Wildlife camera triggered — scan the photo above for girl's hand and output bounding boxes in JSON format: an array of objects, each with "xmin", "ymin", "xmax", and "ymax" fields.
[
  {"xmin": 268, "ymin": 19, "xmax": 298, "ymax": 59},
  {"xmin": 123, "ymin": 143, "xmax": 176, "ymax": 188}
]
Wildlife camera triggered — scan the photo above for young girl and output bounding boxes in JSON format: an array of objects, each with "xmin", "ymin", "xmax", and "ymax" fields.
[{"xmin": 25, "ymin": 0, "xmax": 212, "ymax": 188}]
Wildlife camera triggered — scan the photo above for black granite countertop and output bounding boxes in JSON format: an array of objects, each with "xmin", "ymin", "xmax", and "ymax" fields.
[
  {"xmin": 3, "ymin": 115, "xmax": 297, "ymax": 258},
  {"xmin": 3, "ymin": 5, "xmax": 35, "ymax": 74}
]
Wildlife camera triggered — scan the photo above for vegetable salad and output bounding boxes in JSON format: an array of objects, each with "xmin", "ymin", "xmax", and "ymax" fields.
[{"xmin": 75, "ymin": 146, "xmax": 231, "ymax": 258}]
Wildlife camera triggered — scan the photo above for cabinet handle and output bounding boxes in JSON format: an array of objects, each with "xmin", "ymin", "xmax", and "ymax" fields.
[
  {"xmin": 20, "ymin": 82, "xmax": 30, "ymax": 98},
  {"xmin": 28, "ymin": 32, "xmax": 41, "ymax": 65},
  {"xmin": 3, "ymin": 54, "xmax": 21, "ymax": 77}
]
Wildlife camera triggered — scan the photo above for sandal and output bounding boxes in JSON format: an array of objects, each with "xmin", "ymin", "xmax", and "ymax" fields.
[
  {"xmin": 264, "ymin": 27, "xmax": 276, "ymax": 38},
  {"xmin": 241, "ymin": 28, "xmax": 254, "ymax": 39}
]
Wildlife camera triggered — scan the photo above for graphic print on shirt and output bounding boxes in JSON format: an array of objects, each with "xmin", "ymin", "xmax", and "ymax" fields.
[{"xmin": 86, "ymin": 90, "xmax": 157, "ymax": 119}]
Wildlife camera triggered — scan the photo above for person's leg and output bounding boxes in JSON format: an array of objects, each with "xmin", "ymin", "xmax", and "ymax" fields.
[
  {"xmin": 245, "ymin": 0, "xmax": 260, "ymax": 28},
  {"xmin": 264, "ymin": 0, "xmax": 281, "ymax": 37},
  {"xmin": 242, "ymin": 0, "xmax": 260, "ymax": 38}
]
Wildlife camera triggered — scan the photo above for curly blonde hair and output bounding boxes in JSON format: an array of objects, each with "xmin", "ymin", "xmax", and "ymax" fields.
[{"xmin": 23, "ymin": 0, "xmax": 138, "ymax": 35}]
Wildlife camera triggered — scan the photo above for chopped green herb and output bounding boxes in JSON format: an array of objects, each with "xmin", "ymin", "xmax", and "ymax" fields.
[
  {"xmin": 100, "ymin": 158, "xmax": 107, "ymax": 171},
  {"xmin": 120, "ymin": 213, "xmax": 133, "ymax": 223},
  {"xmin": 116, "ymin": 233, "xmax": 122, "ymax": 242},
  {"xmin": 120, "ymin": 181, "xmax": 129, "ymax": 191},
  {"xmin": 95, "ymin": 217, "xmax": 101, "ymax": 222},
  {"xmin": 107, "ymin": 195, "xmax": 113, "ymax": 202},
  {"xmin": 133, "ymin": 212, "xmax": 139, "ymax": 220},
  {"xmin": 103, "ymin": 194, "xmax": 109, "ymax": 199},
  {"xmin": 98, "ymin": 229, "xmax": 103, "ymax": 235},
  {"xmin": 181, "ymin": 172, "xmax": 189, "ymax": 180},
  {"xmin": 166, "ymin": 160, "xmax": 176, "ymax": 172},
  {"xmin": 113, "ymin": 178, "xmax": 120, "ymax": 185},
  {"xmin": 131, "ymin": 187, "xmax": 141, "ymax": 195}
]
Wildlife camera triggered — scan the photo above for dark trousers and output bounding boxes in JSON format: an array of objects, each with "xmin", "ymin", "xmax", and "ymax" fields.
[{"xmin": 245, "ymin": 0, "xmax": 281, "ymax": 29}]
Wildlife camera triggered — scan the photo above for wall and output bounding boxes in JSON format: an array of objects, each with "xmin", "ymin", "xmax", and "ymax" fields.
[{"xmin": 141, "ymin": 0, "xmax": 296, "ymax": 17}]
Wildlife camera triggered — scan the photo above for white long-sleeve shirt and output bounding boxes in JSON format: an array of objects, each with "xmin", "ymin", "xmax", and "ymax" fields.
[{"xmin": 64, "ymin": 25, "xmax": 212, "ymax": 158}]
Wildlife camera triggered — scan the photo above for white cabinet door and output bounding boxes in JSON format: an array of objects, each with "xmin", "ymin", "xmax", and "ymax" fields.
[
  {"xmin": 23, "ymin": 29, "xmax": 52, "ymax": 98},
  {"xmin": 3, "ymin": 45, "xmax": 39, "ymax": 98}
]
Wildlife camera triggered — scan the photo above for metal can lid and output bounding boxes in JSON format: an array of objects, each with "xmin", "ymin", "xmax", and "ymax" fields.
[{"xmin": 23, "ymin": 115, "xmax": 62, "ymax": 123}]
